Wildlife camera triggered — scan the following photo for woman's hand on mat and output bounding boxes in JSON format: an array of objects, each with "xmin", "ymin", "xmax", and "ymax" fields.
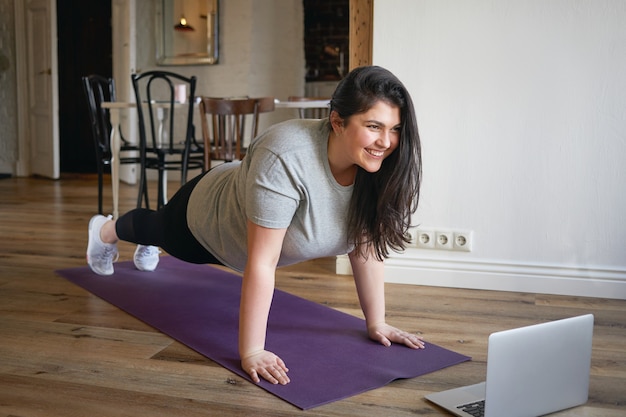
[
  {"xmin": 368, "ymin": 322, "xmax": 426, "ymax": 349},
  {"xmin": 242, "ymin": 350, "xmax": 290, "ymax": 385}
]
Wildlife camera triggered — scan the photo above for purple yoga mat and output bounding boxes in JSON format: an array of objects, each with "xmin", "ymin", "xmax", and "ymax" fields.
[{"xmin": 57, "ymin": 256, "xmax": 470, "ymax": 409}]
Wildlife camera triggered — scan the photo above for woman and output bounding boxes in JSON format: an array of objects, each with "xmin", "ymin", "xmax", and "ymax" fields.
[{"xmin": 86, "ymin": 65, "xmax": 424, "ymax": 385}]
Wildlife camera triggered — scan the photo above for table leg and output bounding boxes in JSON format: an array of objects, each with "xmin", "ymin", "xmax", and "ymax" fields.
[
  {"xmin": 156, "ymin": 107, "xmax": 168, "ymax": 206},
  {"xmin": 109, "ymin": 108, "xmax": 121, "ymax": 219}
]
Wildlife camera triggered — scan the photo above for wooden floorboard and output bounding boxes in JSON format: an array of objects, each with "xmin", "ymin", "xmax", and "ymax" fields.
[{"xmin": 0, "ymin": 174, "xmax": 624, "ymax": 416}]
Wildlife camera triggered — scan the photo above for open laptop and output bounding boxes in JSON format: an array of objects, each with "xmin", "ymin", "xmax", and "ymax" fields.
[{"xmin": 425, "ymin": 314, "xmax": 594, "ymax": 417}]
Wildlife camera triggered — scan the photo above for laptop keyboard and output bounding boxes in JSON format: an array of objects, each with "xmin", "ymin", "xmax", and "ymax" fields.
[{"xmin": 457, "ymin": 400, "xmax": 485, "ymax": 417}]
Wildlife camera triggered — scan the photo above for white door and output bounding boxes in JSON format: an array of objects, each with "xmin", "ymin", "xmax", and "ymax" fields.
[
  {"xmin": 112, "ymin": 0, "xmax": 138, "ymax": 184},
  {"xmin": 16, "ymin": 0, "xmax": 59, "ymax": 179}
]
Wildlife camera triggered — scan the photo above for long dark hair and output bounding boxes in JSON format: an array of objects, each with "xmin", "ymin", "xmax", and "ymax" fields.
[{"xmin": 330, "ymin": 66, "xmax": 422, "ymax": 261}]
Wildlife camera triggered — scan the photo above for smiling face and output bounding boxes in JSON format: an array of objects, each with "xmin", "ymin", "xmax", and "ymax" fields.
[{"xmin": 328, "ymin": 100, "xmax": 401, "ymax": 185}]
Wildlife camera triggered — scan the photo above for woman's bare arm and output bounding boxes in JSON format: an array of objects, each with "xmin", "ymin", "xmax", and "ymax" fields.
[
  {"xmin": 349, "ymin": 249, "xmax": 425, "ymax": 349},
  {"xmin": 239, "ymin": 220, "xmax": 290, "ymax": 384}
]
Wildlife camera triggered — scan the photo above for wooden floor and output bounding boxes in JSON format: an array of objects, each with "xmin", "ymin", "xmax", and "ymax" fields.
[{"xmin": 0, "ymin": 174, "xmax": 624, "ymax": 417}]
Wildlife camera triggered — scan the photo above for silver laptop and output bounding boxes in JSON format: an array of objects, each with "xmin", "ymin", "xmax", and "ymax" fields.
[{"xmin": 426, "ymin": 314, "xmax": 594, "ymax": 417}]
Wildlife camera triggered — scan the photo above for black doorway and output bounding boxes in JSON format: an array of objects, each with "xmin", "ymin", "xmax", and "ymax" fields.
[{"xmin": 57, "ymin": 0, "xmax": 112, "ymax": 173}]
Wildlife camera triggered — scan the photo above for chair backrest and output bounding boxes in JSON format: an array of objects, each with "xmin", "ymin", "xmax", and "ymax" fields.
[
  {"xmin": 287, "ymin": 96, "xmax": 331, "ymax": 119},
  {"xmin": 198, "ymin": 96, "xmax": 275, "ymax": 167},
  {"xmin": 82, "ymin": 75, "xmax": 116, "ymax": 158},
  {"xmin": 131, "ymin": 71, "xmax": 197, "ymax": 154}
]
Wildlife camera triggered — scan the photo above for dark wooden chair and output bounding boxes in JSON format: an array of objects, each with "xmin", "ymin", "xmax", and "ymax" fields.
[
  {"xmin": 81, "ymin": 74, "xmax": 145, "ymax": 214},
  {"xmin": 198, "ymin": 97, "xmax": 275, "ymax": 169},
  {"xmin": 131, "ymin": 71, "xmax": 204, "ymax": 209}
]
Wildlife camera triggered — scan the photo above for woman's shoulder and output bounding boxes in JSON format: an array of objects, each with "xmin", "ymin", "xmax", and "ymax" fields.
[{"xmin": 250, "ymin": 118, "xmax": 329, "ymax": 155}]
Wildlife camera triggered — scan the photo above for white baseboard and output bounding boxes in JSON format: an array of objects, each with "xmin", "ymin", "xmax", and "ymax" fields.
[
  {"xmin": 335, "ymin": 255, "xmax": 352, "ymax": 275},
  {"xmin": 336, "ymin": 254, "xmax": 626, "ymax": 300}
]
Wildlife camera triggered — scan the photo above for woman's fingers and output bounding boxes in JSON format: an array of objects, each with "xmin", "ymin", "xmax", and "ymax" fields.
[
  {"xmin": 373, "ymin": 330, "xmax": 392, "ymax": 347},
  {"xmin": 242, "ymin": 351, "xmax": 290, "ymax": 385},
  {"xmin": 388, "ymin": 330, "xmax": 425, "ymax": 349},
  {"xmin": 260, "ymin": 365, "xmax": 290, "ymax": 385},
  {"xmin": 371, "ymin": 324, "xmax": 426, "ymax": 349},
  {"xmin": 401, "ymin": 333, "xmax": 426, "ymax": 349},
  {"xmin": 249, "ymin": 369, "xmax": 261, "ymax": 383}
]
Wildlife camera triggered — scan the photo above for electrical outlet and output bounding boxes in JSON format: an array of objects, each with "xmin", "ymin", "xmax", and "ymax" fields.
[
  {"xmin": 413, "ymin": 228, "xmax": 435, "ymax": 249},
  {"xmin": 453, "ymin": 230, "xmax": 473, "ymax": 252},
  {"xmin": 404, "ymin": 229, "xmax": 416, "ymax": 247},
  {"xmin": 435, "ymin": 231, "xmax": 454, "ymax": 250},
  {"xmin": 410, "ymin": 227, "xmax": 474, "ymax": 252}
]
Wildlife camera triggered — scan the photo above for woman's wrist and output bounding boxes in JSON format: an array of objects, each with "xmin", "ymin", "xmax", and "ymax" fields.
[
  {"xmin": 240, "ymin": 348, "xmax": 265, "ymax": 360},
  {"xmin": 366, "ymin": 320, "xmax": 386, "ymax": 331}
]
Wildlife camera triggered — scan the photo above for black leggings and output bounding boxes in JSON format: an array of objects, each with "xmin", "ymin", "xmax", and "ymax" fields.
[{"xmin": 115, "ymin": 172, "xmax": 223, "ymax": 265}]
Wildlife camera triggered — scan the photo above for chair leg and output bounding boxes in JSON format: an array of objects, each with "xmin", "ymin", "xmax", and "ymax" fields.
[
  {"xmin": 137, "ymin": 166, "xmax": 149, "ymax": 210},
  {"xmin": 157, "ymin": 155, "xmax": 167, "ymax": 210},
  {"xmin": 157, "ymin": 169, "xmax": 164, "ymax": 210},
  {"xmin": 97, "ymin": 162, "xmax": 104, "ymax": 214},
  {"xmin": 141, "ymin": 174, "xmax": 149, "ymax": 208},
  {"xmin": 181, "ymin": 151, "xmax": 189, "ymax": 185}
]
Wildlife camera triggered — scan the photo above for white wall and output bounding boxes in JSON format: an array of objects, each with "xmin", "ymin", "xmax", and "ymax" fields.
[{"xmin": 372, "ymin": 0, "xmax": 626, "ymax": 299}]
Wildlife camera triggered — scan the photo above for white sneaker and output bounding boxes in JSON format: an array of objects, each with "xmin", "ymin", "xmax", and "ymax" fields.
[
  {"xmin": 134, "ymin": 244, "xmax": 161, "ymax": 271},
  {"xmin": 86, "ymin": 214, "xmax": 119, "ymax": 276}
]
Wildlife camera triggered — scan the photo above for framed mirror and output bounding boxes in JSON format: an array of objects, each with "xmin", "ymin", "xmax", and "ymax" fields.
[{"xmin": 156, "ymin": 0, "xmax": 219, "ymax": 66}]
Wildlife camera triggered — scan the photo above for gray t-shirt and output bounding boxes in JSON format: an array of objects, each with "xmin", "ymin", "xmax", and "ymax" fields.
[{"xmin": 187, "ymin": 118, "xmax": 354, "ymax": 272}]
